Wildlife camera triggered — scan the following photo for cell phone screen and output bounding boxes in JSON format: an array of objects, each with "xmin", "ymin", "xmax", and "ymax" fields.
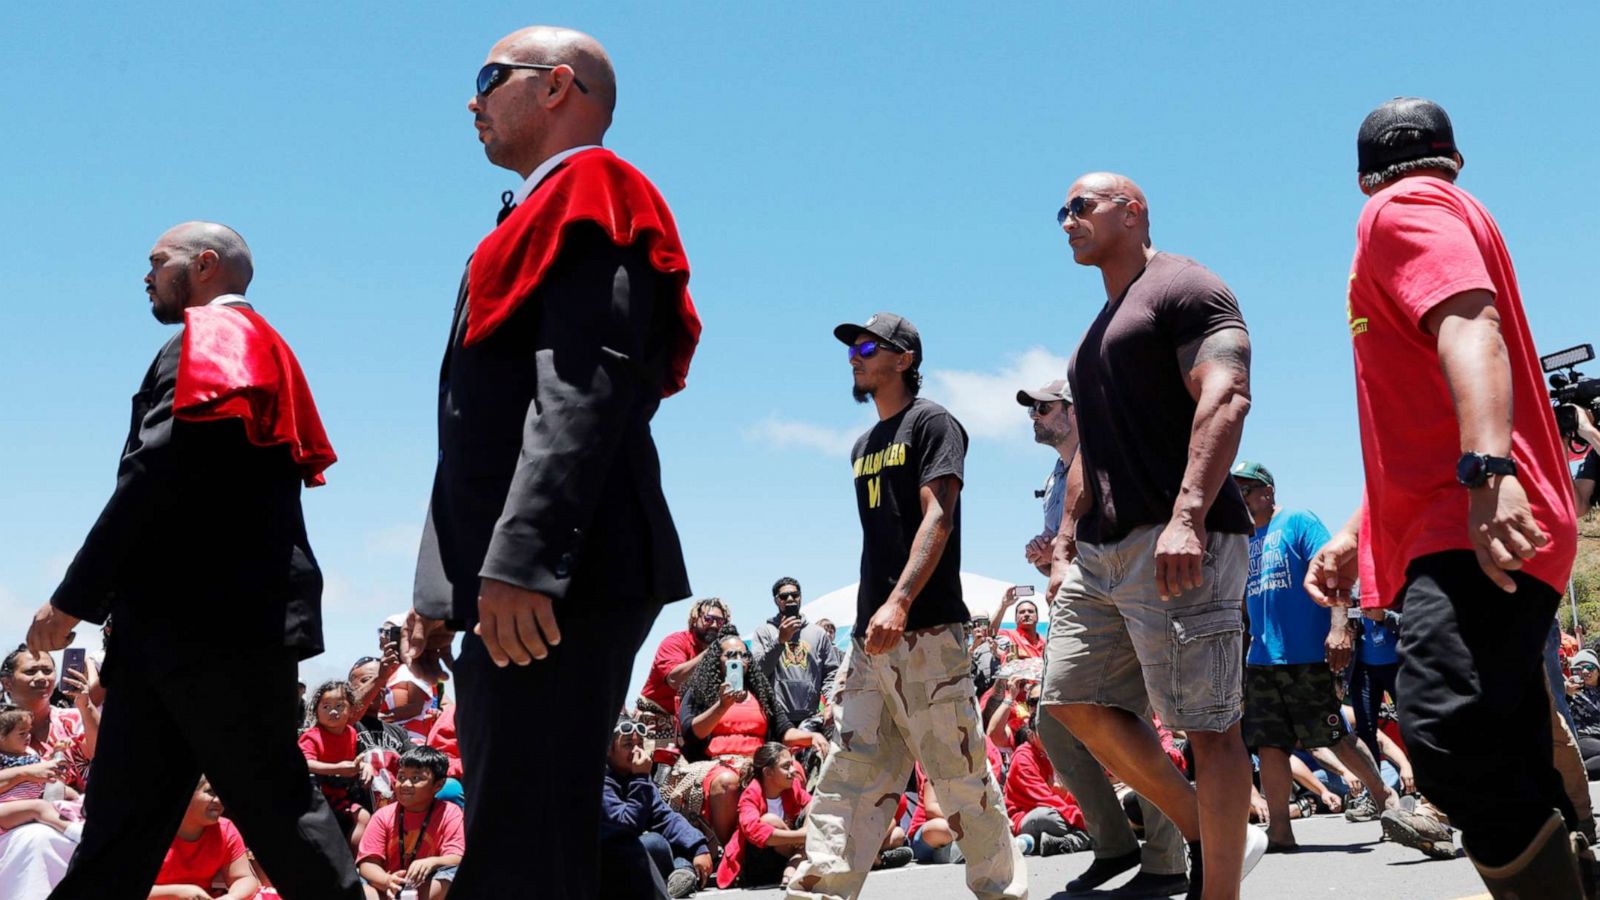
[
  {"xmin": 61, "ymin": 649, "xmax": 87, "ymax": 690},
  {"xmin": 1014, "ymin": 585, "xmax": 1035, "ymax": 598}
]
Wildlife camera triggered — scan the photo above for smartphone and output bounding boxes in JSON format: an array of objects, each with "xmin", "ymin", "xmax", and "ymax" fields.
[
  {"xmin": 381, "ymin": 623, "xmax": 403, "ymax": 648},
  {"xmin": 781, "ymin": 601, "xmax": 801, "ymax": 620},
  {"xmin": 1014, "ymin": 585, "xmax": 1036, "ymax": 598},
  {"xmin": 971, "ymin": 615, "xmax": 991, "ymax": 630},
  {"xmin": 724, "ymin": 658, "xmax": 745, "ymax": 693},
  {"xmin": 61, "ymin": 648, "xmax": 87, "ymax": 692}
]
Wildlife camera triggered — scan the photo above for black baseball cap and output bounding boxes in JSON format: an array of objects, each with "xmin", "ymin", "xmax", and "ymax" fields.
[
  {"xmin": 834, "ymin": 312, "xmax": 922, "ymax": 368},
  {"xmin": 1357, "ymin": 97, "xmax": 1460, "ymax": 174}
]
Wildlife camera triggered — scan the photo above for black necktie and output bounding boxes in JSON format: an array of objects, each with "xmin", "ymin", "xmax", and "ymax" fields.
[{"xmin": 496, "ymin": 190, "xmax": 516, "ymax": 225}]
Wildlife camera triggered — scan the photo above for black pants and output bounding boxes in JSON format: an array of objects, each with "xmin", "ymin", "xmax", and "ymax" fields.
[
  {"xmin": 1396, "ymin": 551, "xmax": 1573, "ymax": 866},
  {"xmin": 1348, "ymin": 660, "xmax": 1399, "ymax": 763},
  {"xmin": 448, "ymin": 597, "xmax": 660, "ymax": 900},
  {"xmin": 49, "ymin": 650, "xmax": 362, "ymax": 900}
]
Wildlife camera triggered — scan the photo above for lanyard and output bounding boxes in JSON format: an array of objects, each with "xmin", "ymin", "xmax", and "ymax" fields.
[{"xmin": 395, "ymin": 800, "xmax": 437, "ymax": 867}]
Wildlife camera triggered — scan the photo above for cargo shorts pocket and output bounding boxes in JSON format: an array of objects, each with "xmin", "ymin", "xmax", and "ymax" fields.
[{"xmin": 1170, "ymin": 602, "xmax": 1243, "ymax": 718}]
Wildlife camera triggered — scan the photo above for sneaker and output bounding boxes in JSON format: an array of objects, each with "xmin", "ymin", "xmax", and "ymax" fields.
[
  {"xmin": 1063, "ymin": 847, "xmax": 1140, "ymax": 892},
  {"xmin": 666, "ymin": 867, "xmax": 698, "ymax": 898},
  {"xmin": 874, "ymin": 846, "xmax": 914, "ymax": 870},
  {"xmin": 1041, "ymin": 831, "xmax": 1094, "ymax": 857},
  {"xmin": 1380, "ymin": 808, "xmax": 1456, "ymax": 860},
  {"xmin": 1242, "ymin": 826, "xmax": 1268, "ymax": 880},
  {"xmin": 1184, "ymin": 842, "xmax": 1203, "ymax": 900},
  {"xmin": 1344, "ymin": 790, "xmax": 1381, "ymax": 822},
  {"xmin": 1110, "ymin": 870, "xmax": 1189, "ymax": 899},
  {"xmin": 1014, "ymin": 834, "xmax": 1036, "ymax": 856}
]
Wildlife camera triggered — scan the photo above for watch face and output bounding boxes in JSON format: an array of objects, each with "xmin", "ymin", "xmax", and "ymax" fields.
[{"xmin": 1457, "ymin": 454, "xmax": 1485, "ymax": 486}]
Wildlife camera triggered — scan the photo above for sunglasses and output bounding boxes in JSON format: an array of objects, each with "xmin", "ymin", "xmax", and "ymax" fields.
[
  {"xmin": 700, "ymin": 614, "xmax": 728, "ymax": 627},
  {"xmin": 1028, "ymin": 400, "xmax": 1060, "ymax": 417},
  {"xmin": 615, "ymin": 721, "xmax": 647, "ymax": 737},
  {"xmin": 1056, "ymin": 194, "xmax": 1130, "ymax": 226},
  {"xmin": 847, "ymin": 339, "xmax": 902, "ymax": 361},
  {"xmin": 777, "ymin": 591, "xmax": 801, "ymax": 601},
  {"xmin": 476, "ymin": 62, "xmax": 590, "ymax": 98},
  {"xmin": 1577, "ymin": 665, "xmax": 1598, "ymax": 674}
]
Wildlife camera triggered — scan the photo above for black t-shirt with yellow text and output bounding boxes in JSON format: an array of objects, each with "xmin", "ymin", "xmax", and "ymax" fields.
[{"xmin": 850, "ymin": 398, "xmax": 969, "ymax": 635}]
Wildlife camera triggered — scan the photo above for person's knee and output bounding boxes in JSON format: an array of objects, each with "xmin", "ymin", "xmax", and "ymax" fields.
[
  {"xmin": 1187, "ymin": 724, "xmax": 1244, "ymax": 754},
  {"xmin": 709, "ymin": 770, "xmax": 741, "ymax": 797},
  {"xmin": 920, "ymin": 820, "xmax": 952, "ymax": 848},
  {"xmin": 759, "ymin": 813, "xmax": 787, "ymax": 829}
]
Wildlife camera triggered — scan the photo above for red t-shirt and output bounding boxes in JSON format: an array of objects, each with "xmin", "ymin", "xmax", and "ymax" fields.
[
  {"xmin": 706, "ymin": 695, "xmax": 767, "ymax": 758},
  {"xmin": 1348, "ymin": 176, "xmax": 1575, "ymax": 606},
  {"xmin": 357, "ymin": 800, "xmax": 466, "ymax": 871},
  {"xmin": 640, "ymin": 630, "xmax": 702, "ymax": 715},
  {"xmin": 157, "ymin": 818, "xmax": 247, "ymax": 888},
  {"xmin": 426, "ymin": 706, "xmax": 463, "ymax": 780},
  {"xmin": 998, "ymin": 628, "xmax": 1044, "ymax": 659},
  {"xmin": 300, "ymin": 724, "xmax": 360, "ymax": 810}
]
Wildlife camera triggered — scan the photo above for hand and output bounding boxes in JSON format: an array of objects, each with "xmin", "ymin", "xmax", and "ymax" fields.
[
  {"xmin": 1009, "ymin": 676, "xmax": 1028, "ymax": 703},
  {"xmin": 1326, "ymin": 622, "xmax": 1354, "ymax": 673},
  {"xmin": 1320, "ymin": 790, "xmax": 1344, "ymax": 813},
  {"xmin": 863, "ymin": 601, "xmax": 908, "ymax": 655},
  {"xmin": 1345, "ymin": 776, "xmax": 1364, "ymax": 796},
  {"xmin": 378, "ymin": 639, "xmax": 402, "ymax": 679},
  {"xmin": 1575, "ymin": 405, "xmax": 1600, "ymax": 449},
  {"xmin": 1153, "ymin": 517, "xmax": 1207, "ymax": 600},
  {"xmin": 474, "ymin": 577, "xmax": 560, "ymax": 666},
  {"xmin": 404, "ymin": 857, "xmax": 439, "ymax": 887},
  {"xmin": 1305, "ymin": 527, "xmax": 1359, "ymax": 607},
  {"xmin": 1025, "ymin": 533, "xmax": 1052, "ymax": 566},
  {"xmin": 809, "ymin": 731, "xmax": 831, "ymax": 759},
  {"xmin": 999, "ymin": 586, "xmax": 1017, "ymax": 609},
  {"xmin": 1467, "ymin": 475, "xmax": 1549, "ymax": 592},
  {"xmin": 1249, "ymin": 791, "xmax": 1270, "ymax": 824},
  {"xmin": 168, "ymin": 886, "xmax": 214, "ymax": 900},
  {"xmin": 17, "ymin": 760, "xmax": 64, "ymax": 783},
  {"xmin": 359, "ymin": 758, "xmax": 375, "ymax": 785},
  {"xmin": 60, "ymin": 667, "xmax": 89, "ymax": 700},
  {"xmin": 629, "ymin": 745, "xmax": 652, "ymax": 774},
  {"xmin": 404, "ymin": 610, "xmax": 457, "ymax": 683},
  {"xmin": 718, "ymin": 681, "xmax": 742, "ymax": 709},
  {"xmin": 1568, "ymin": 676, "xmax": 1584, "ymax": 696},
  {"xmin": 693, "ymin": 852, "xmax": 713, "ymax": 886},
  {"xmin": 779, "ymin": 615, "xmax": 804, "ymax": 643},
  {"xmin": 1045, "ymin": 528, "xmax": 1078, "ymax": 602},
  {"xmin": 1401, "ymin": 771, "xmax": 1416, "ymax": 795},
  {"xmin": 26, "ymin": 603, "xmax": 78, "ymax": 654}
]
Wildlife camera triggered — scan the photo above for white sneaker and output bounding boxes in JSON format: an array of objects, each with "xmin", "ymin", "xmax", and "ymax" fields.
[{"xmin": 1241, "ymin": 825, "xmax": 1268, "ymax": 880}]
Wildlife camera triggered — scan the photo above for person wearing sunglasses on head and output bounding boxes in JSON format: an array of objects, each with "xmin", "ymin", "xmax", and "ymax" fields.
[
  {"xmin": 1040, "ymin": 172, "xmax": 1266, "ymax": 900},
  {"xmin": 785, "ymin": 313, "xmax": 1025, "ymax": 900},
  {"xmin": 602, "ymin": 714, "xmax": 713, "ymax": 899},
  {"xmin": 404, "ymin": 25, "xmax": 703, "ymax": 900}
]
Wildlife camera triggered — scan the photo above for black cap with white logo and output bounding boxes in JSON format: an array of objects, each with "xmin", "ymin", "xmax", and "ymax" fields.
[{"xmin": 834, "ymin": 312, "xmax": 923, "ymax": 369}]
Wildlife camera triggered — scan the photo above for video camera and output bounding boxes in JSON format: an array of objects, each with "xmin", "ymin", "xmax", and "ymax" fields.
[{"xmin": 1541, "ymin": 344, "xmax": 1600, "ymax": 448}]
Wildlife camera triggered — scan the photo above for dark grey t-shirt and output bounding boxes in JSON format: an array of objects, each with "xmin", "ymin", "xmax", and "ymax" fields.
[
  {"xmin": 851, "ymin": 398, "xmax": 968, "ymax": 634},
  {"xmin": 1068, "ymin": 252, "xmax": 1254, "ymax": 543}
]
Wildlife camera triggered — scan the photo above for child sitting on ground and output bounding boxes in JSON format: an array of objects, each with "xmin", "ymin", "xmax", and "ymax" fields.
[
  {"xmin": 356, "ymin": 746, "xmax": 464, "ymax": 900},
  {"xmin": 0, "ymin": 705, "xmax": 83, "ymax": 842},
  {"xmin": 299, "ymin": 681, "xmax": 372, "ymax": 850}
]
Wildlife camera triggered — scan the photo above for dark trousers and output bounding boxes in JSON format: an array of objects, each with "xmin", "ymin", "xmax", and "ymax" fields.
[
  {"xmin": 449, "ymin": 597, "xmax": 661, "ymax": 900},
  {"xmin": 1348, "ymin": 660, "xmax": 1399, "ymax": 764},
  {"xmin": 1396, "ymin": 551, "xmax": 1573, "ymax": 866},
  {"xmin": 49, "ymin": 649, "xmax": 361, "ymax": 900}
]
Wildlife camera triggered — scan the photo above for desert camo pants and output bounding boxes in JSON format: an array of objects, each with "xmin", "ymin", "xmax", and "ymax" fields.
[{"xmin": 787, "ymin": 624, "xmax": 1026, "ymax": 900}]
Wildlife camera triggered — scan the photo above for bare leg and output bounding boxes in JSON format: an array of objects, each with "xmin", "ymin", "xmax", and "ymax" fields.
[
  {"xmin": 0, "ymin": 799, "xmax": 67, "ymax": 833},
  {"xmin": 707, "ymin": 770, "xmax": 743, "ymax": 846},
  {"xmin": 1328, "ymin": 734, "xmax": 1396, "ymax": 810},
  {"xmin": 1051, "ymin": 704, "xmax": 1200, "ymax": 839},
  {"xmin": 1189, "ymin": 726, "xmax": 1252, "ymax": 900},
  {"xmin": 1256, "ymin": 747, "xmax": 1296, "ymax": 847},
  {"xmin": 919, "ymin": 818, "xmax": 954, "ymax": 850}
]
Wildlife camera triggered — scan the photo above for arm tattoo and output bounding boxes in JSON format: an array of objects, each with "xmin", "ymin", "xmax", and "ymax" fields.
[
  {"xmin": 1177, "ymin": 326, "xmax": 1252, "ymax": 381},
  {"xmin": 899, "ymin": 477, "xmax": 961, "ymax": 597}
]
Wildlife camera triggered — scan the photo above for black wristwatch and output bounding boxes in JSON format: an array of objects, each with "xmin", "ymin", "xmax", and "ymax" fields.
[{"xmin": 1456, "ymin": 452, "xmax": 1517, "ymax": 488}]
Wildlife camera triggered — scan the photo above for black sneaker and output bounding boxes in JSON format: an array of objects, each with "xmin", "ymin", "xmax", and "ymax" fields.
[
  {"xmin": 666, "ymin": 867, "xmax": 698, "ymax": 898},
  {"xmin": 1041, "ymin": 831, "xmax": 1094, "ymax": 857},
  {"xmin": 1184, "ymin": 842, "xmax": 1203, "ymax": 900},
  {"xmin": 1109, "ymin": 870, "xmax": 1190, "ymax": 899},
  {"xmin": 874, "ymin": 846, "xmax": 914, "ymax": 870},
  {"xmin": 1064, "ymin": 848, "xmax": 1140, "ymax": 892}
]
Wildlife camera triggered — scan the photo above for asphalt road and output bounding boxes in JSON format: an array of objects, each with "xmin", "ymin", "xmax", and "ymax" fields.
[{"xmin": 708, "ymin": 811, "xmax": 1493, "ymax": 900}]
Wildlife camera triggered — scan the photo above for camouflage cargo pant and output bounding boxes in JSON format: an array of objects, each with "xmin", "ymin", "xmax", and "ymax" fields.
[{"xmin": 787, "ymin": 624, "xmax": 1026, "ymax": 900}]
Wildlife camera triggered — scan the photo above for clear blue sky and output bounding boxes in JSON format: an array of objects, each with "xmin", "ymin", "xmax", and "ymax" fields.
[{"xmin": 3, "ymin": 4, "xmax": 1597, "ymax": 695}]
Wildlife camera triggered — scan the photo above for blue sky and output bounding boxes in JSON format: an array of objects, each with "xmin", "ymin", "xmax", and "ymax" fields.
[{"xmin": 3, "ymin": 3, "xmax": 1597, "ymax": 695}]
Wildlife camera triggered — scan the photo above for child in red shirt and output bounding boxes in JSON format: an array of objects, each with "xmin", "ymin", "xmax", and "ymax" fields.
[
  {"xmin": 357, "ymin": 747, "xmax": 464, "ymax": 900},
  {"xmin": 299, "ymin": 680, "xmax": 371, "ymax": 850},
  {"xmin": 153, "ymin": 777, "xmax": 261, "ymax": 900},
  {"xmin": 716, "ymin": 743, "xmax": 811, "ymax": 889}
]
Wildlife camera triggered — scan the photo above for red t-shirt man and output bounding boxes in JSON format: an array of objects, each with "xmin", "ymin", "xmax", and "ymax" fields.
[
  {"xmin": 358, "ymin": 800, "xmax": 467, "ymax": 872},
  {"xmin": 1348, "ymin": 175, "xmax": 1576, "ymax": 607},
  {"xmin": 639, "ymin": 630, "xmax": 704, "ymax": 715}
]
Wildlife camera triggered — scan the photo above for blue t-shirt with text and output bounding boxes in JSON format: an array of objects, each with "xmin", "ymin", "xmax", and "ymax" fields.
[{"xmin": 1245, "ymin": 508, "xmax": 1332, "ymax": 666}]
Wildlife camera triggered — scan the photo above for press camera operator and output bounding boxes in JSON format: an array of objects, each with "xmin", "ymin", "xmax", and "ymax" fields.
[{"xmin": 1572, "ymin": 405, "xmax": 1600, "ymax": 516}]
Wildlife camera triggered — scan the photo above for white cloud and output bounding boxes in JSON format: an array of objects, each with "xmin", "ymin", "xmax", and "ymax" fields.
[
  {"xmin": 743, "ymin": 415, "xmax": 859, "ymax": 457},
  {"xmin": 364, "ymin": 522, "xmax": 422, "ymax": 560},
  {"xmin": 926, "ymin": 347, "xmax": 1073, "ymax": 441}
]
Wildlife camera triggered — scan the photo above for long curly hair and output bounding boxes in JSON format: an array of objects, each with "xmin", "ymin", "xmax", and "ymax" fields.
[{"xmin": 682, "ymin": 625, "xmax": 784, "ymax": 741}]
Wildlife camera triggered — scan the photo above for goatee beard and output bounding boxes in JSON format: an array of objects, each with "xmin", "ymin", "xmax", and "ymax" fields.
[{"xmin": 852, "ymin": 386, "xmax": 871, "ymax": 404}]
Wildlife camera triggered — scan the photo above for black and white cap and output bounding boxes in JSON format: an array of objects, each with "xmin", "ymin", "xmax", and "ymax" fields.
[{"xmin": 833, "ymin": 312, "xmax": 923, "ymax": 368}]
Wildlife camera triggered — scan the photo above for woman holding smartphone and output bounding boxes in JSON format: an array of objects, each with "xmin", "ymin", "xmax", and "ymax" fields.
[{"xmin": 666, "ymin": 626, "xmax": 827, "ymax": 848}]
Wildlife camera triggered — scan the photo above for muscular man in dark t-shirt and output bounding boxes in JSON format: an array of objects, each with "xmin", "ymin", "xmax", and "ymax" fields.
[
  {"xmin": 1039, "ymin": 173, "xmax": 1265, "ymax": 898},
  {"xmin": 787, "ymin": 313, "xmax": 1024, "ymax": 899}
]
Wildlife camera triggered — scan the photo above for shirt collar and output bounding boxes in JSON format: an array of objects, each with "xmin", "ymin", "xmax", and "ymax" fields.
[
  {"xmin": 510, "ymin": 144, "xmax": 602, "ymax": 205},
  {"xmin": 207, "ymin": 293, "xmax": 248, "ymax": 307}
]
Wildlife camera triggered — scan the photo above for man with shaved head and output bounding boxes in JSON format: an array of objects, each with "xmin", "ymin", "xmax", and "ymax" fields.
[
  {"xmin": 1039, "ymin": 174, "xmax": 1265, "ymax": 899},
  {"xmin": 30, "ymin": 223, "xmax": 357, "ymax": 899},
  {"xmin": 407, "ymin": 25, "xmax": 701, "ymax": 900}
]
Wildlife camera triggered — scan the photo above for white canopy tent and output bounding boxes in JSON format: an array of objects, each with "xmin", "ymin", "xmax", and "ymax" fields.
[{"xmin": 789, "ymin": 571, "xmax": 1040, "ymax": 652}]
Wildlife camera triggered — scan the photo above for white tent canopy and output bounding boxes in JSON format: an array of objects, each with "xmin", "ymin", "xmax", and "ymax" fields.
[{"xmin": 788, "ymin": 571, "xmax": 1032, "ymax": 650}]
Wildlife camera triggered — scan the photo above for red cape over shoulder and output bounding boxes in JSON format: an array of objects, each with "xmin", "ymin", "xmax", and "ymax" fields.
[
  {"xmin": 465, "ymin": 148, "xmax": 702, "ymax": 397},
  {"xmin": 174, "ymin": 305, "xmax": 337, "ymax": 487}
]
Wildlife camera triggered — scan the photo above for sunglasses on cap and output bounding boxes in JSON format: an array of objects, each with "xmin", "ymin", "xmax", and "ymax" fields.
[
  {"xmin": 615, "ymin": 721, "xmax": 647, "ymax": 737},
  {"xmin": 1056, "ymin": 194, "xmax": 1130, "ymax": 226},
  {"xmin": 476, "ymin": 62, "xmax": 590, "ymax": 98},
  {"xmin": 847, "ymin": 339, "xmax": 903, "ymax": 361}
]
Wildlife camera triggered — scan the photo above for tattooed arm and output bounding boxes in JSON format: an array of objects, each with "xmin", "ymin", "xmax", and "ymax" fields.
[
  {"xmin": 1153, "ymin": 326, "xmax": 1252, "ymax": 599},
  {"xmin": 863, "ymin": 475, "xmax": 962, "ymax": 654}
]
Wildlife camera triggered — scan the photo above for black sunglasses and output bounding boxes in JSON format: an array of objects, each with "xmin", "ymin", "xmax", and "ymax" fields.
[
  {"xmin": 777, "ymin": 591, "xmax": 801, "ymax": 601},
  {"xmin": 1056, "ymin": 194, "xmax": 1130, "ymax": 226},
  {"xmin": 477, "ymin": 62, "xmax": 590, "ymax": 98},
  {"xmin": 847, "ymin": 339, "xmax": 902, "ymax": 361},
  {"xmin": 1028, "ymin": 400, "xmax": 1060, "ymax": 417}
]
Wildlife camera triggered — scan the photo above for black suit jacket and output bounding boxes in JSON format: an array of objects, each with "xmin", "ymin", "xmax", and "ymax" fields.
[
  {"xmin": 51, "ymin": 301, "xmax": 326, "ymax": 668},
  {"xmin": 414, "ymin": 223, "xmax": 692, "ymax": 626}
]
